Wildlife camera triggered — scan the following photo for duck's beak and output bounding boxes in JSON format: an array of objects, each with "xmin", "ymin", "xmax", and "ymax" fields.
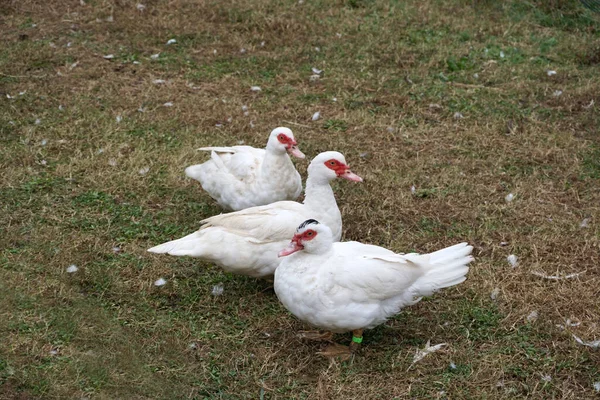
[
  {"xmin": 287, "ymin": 145, "xmax": 305, "ymax": 159},
  {"xmin": 340, "ymin": 167, "xmax": 363, "ymax": 182},
  {"xmin": 278, "ymin": 240, "xmax": 304, "ymax": 257}
]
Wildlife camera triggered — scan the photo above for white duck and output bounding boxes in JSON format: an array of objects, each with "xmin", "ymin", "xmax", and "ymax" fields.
[
  {"xmin": 275, "ymin": 219, "xmax": 474, "ymax": 357},
  {"xmin": 185, "ymin": 127, "xmax": 305, "ymax": 211},
  {"xmin": 148, "ymin": 152, "xmax": 362, "ymax": 278}
]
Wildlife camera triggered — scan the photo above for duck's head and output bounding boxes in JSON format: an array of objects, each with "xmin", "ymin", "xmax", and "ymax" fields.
[
  {"xmin": 266, "ymin": 127, "xmax": 305, "ymax": 159},
  {"xmin": 307, "ymin": 151, "xmax": 363, "ymax": 183},
  {"xmin": 278, "ymin": 219, "xmax": 333, "ymax": 257}
]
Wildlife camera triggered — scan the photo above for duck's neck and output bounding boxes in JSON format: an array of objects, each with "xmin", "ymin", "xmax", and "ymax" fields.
[
  {"xmin": 303, "ymin": 176, "xmax": 342, "ymax": 240},
  {"xmin": 260, "ymin": 149, "xmax": 292, "ymax": 177}
]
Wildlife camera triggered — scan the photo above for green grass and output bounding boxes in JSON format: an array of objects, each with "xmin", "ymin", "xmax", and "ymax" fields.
[{"xmin": 1, "ymin": 0, "xmax": 600, "ymax": 398}]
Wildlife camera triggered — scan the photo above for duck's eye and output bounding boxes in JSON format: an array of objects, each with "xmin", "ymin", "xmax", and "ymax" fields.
[
  {"xmin": 307, "ymin": 231, "xmax": 313, "ymax": 236},
  {"xmin": 329, "ymin": 161, "xmax": 336, "ymax": 166},
  {"xmin": 278, "ymin": 134, "xmax": 286, "ymax": 141}
]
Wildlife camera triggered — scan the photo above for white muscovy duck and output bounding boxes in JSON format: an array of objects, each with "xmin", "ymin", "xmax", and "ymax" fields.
[
  {"xmin": 148, "ymin": 152, "xmax": 362, "ymax": 278},
  {"xmin": 185, "ymin": 127, "xmax": 305, "ymax": 211},
  {"xmin": 275, "ymin": 219, "xmax": 474, "ymax": 358}
]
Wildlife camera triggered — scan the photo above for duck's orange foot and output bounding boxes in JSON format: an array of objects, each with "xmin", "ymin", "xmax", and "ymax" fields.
[
  {"xmin": 296, "ymin": 330, "xmax": 334, "ymax": 342},
  {"xmin": 317, "ymin": 343, "xmax": 353, "ymax": 361}
]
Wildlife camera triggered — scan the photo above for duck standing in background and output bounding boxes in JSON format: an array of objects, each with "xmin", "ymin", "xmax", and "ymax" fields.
[{"xmin": 185, "ymin": 127, "xmax": 305, "ymax": 211}]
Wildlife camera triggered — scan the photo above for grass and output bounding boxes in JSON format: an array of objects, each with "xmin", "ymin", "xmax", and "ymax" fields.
[{"xmin": 1, "ymin": 0, "xmax": 599, "ymax": 398}]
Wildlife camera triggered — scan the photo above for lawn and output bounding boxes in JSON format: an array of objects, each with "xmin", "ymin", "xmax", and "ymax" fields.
[{"xmin": 1, "ymin": 0, "xmax": 599, "ymax": 398}]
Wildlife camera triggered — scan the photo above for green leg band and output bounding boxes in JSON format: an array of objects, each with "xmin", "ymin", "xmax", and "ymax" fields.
[{"xmin": 352, "ymin": 336, "xmax": 363, "ymax": 344}]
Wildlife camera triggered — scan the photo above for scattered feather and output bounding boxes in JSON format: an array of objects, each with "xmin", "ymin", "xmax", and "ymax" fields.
[
  {"xmin": 505, "ymin": 193, "xmax": 514, "ymax": 202},
  {"xmin": 34, "ymin": 118, "xmax": 41, "ymax": 125},
  {"xmin": 541, "ymin": 375, "xmax": 552, "ymax": 382},
  {"xmin": 136, "ymin": 3, "xmax": 145, "ymax": 11},
  {"xmin": 240, "ymin": 48, "xmax": 247, "ymax": 54},
  {"xmin": 336, "ymin": 32, "xmax": 342, "ymax": 38},
  {"xmin": 40, "ymin": 160, "xmax": 47, "ymax": 166},
  {"xmin": 97, "ymin": 148, "xmax": 104, "ymax": 154},
  {"xmin": 507, "ymin": 254, "xmax": 518, "ymax": 267},
  {"xmin": 553, "ymin": 90, "xmax": 563, "ymax": 97},
  {"xmin": 58, "ymin": 105, "xmax": 64, "ymax": 111},
  {"xmin": 163, "ymin": 101, "xmax": 173, "ymax": 107},
  {"xmin": 137, "ymin": 106, "xmax": 145, "ymax": 112},
  {"xmin": 133, "ymin": 61, "xmax": 140, "ymax": 65},
  {"xmin": 312, "ymin": 67, "xmax": 323, "ymax": 75},
  {"xmin": 332, "ymin": 97, "xmax": 337, "ymax": 102},
  {"xmin": 212, "ymin": 283, "xmax": 224, "ymax": 296},
  {"xmin": 108, "ymin": 158, "xmax": 117, "ymax": 166},
  {"xmin": 386, "ymin": 127, "xmax": 395, "ymax": 133},
  {"xmin": 531, "ymin": 270, "xmax": 585, "ymax": 280},
  {"xmin": 527, "ymin": 310, "xmax": 538, "ymax": 322},
  {"xmin": 473, "ymin": 73, "xmax": 479, "ymax": 79},
  {"xmin": 237, "ymin": 140, "xmax": 245, "ymax": 145},
  {"xmin": 153, "ymin": 79, "xmax": 166, "ymax": 84},
  {"xmin": 250, "ymin": 86, "xmax": 262, "ymax": 92},
  {"xmin": 139, "ymin": 166, "xmax": 150, "ymax": 175},
  {"xmin": 309, "ymin": 74, "xmax": 320, "ymax": 81},
  {"xmin": 103, "ymin": 54, "xmax": 115, "ymax": 59},
  {"xmin": 490, "ymin": 287, "xmax": 500, "ymax": 300},
  {"xmin": 565, "ymin": 319, "xmax": 581, "ymax": 327},
  {"xmin": 213, "ymin": 49, "xmax": 217, "ymax": 55},
  {"xmin": 116, "ymin": 115, "xmax": 122, "ymax": 123},
  {"xmin": 311, "ymin": 111, "xmax": 320, "ymax": 121},
  {"xmin": 226, "ymin": 117, "xmax": 232, "ymax": 123},
  {"xmin": 359, "ymin": 152, "xmax": 369, "ymax": 158},
  {"xmin": 572, "ymin": 334, "xmax": 600, "ymax": 349},
  {"xmin": 593, "ymin": 382, "xmax": 600, "ymax": 392},
  {"xmin": 49, "ymin": 348, "xmax": 59, "ymax": 356},
  {"xmin": 453, "ymin": 112, "xmax": 464, "ymax": 119},
  {"xmin": 150, "ymin": 53, "xmax": 160, "ymax": 60},
  {"xmin": 166, "ymin": 38, "xmax": 177, "ymax": 45},
  {"xmin": 41, "ymin": 139, "xmax": 48, "ymax": 146},
  {"xmin": 547, "ymin": 70, "xmax": 557, "ymax": 76},
  {"xmin": 241, "ymin": 105, "xmax": 248, "ymax": 112},
  {"xmin": 315, "ymin": 47, "xmax": 320, "ymax": 52},
  {"xmin": 409, "ymin": 340, "xmax": 447, "ymax": 369},
  {"xmin": 106, "ymin": 15, "xmax": 114, "ymax": 22},
  {"xmin": 249, "ymin": 121, "xmax": 255, "ymax": 128},
  {"xmin": 583, "ymin": 99, "xmax": 595, "ymax": 109},
  {"xmin": 6, "ymin": 94, "xmax": 13, "ymax": 99},
  {"xmin": 66, "ymin": 264, "xmax": 78, "ymax": 273},
  {"xmin": 69, "ymin": 61, "xmax": 79, "ymax": 70},
  {"xmin": 260, "ymin": 41, "xmax": 265, "ymax": 47},
  {"xmin": 19, "ymin": 91, "xmax": 26, "ymax": 96},
  {"xmin": 112, "ymin": 246, "xmax": 121, "ymax": 253},
  {"xmin": 429, "ymin": 103, "xmax": 443, "ymax": 110},
  {"xmin": 500, "ymin": 51, "xmax": 505, "ymax": 58},
  {"xmin": 449, "ymin": 362, "xmax": 457, "ymax": 370},
  {"xmin": 580, "ymin": 218, "xmax": 590, "ymax": 228},
  {"xmin": 154, "ymin": 278, "xmax": 167, "ymax": 287},
  {"xmin": 500, "ymin": 241, "xmax": 508, "ymax": 246}
]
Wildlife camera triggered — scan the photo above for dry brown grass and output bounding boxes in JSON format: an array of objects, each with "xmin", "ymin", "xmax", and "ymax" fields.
[{"xmin": 1, "ymin": 0, "xmax": 599, "ymax": 398}]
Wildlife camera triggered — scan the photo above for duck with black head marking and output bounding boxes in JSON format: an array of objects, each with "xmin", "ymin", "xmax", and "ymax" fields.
[{"xmin": 274, "ymin": 219, "xmax": 474, "ymax": 359}]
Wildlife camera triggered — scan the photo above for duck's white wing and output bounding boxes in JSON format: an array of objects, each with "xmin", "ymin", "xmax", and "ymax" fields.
[
  {"xmin": 327, "ymin": 242, "xmax": 425, "ymax": 301},
  {"xmin": 196, "ymin": 146, "xmax": 264, "ymax": 180},
  {"xmin": 329, "ymin": 242, "xmax": 473, "ymax": 301},
  {"xmin": 201, "ymin": 201, "xmax": 307, "ymax": 242}
]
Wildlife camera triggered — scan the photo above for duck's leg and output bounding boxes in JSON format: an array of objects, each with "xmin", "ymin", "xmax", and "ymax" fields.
[
  {"xmin": 349, "ymin": 329, "xmax": 364, "ymax": 352},
  {"xmin": 317, "ymin": 329, "xmax": 364, "ymax": 360},
  {"xmin": 297, "ymin": 330, "xmax": 333, "ymax": 341}
]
